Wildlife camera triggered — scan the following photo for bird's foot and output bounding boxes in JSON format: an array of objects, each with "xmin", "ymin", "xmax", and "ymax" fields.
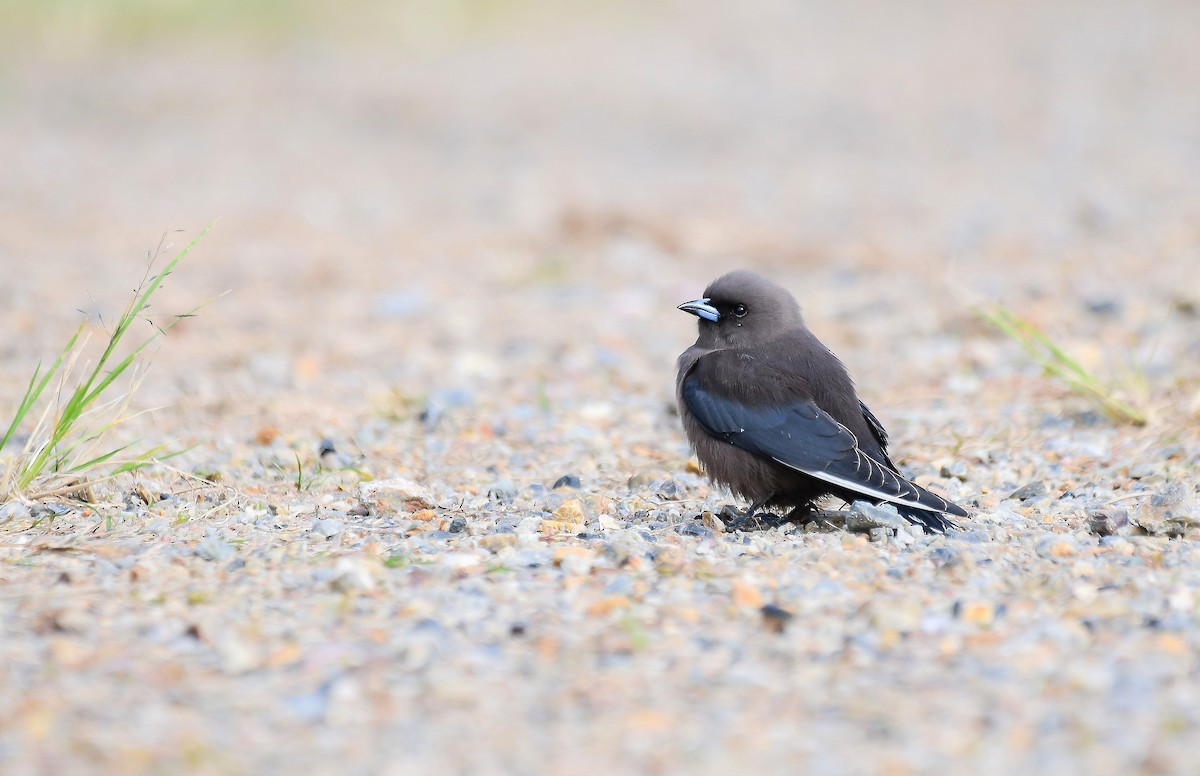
[
  {"xmin": 782, "ymin": 505, "xmax": 848, "ymax": 531},
  {"xmin": 783, "ymin": 504, "xmax": 815, "ymax": 523},
  {"xmin": 718, "ymin": 504, "xmax": 790, "ymax": 532}
]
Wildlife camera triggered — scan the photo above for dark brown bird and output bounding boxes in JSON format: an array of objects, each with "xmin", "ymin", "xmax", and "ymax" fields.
[{"xmin": 676, "ymin": 270, "xmax": 967, "ymax": 532}]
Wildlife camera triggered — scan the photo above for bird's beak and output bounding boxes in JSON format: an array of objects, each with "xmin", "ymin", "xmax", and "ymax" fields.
[{"xmin": 677, "ymin": 297, "xmax": 720, "ymax": 322}]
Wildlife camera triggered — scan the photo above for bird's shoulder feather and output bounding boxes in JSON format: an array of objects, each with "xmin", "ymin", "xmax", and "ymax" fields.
[{"xmin": 683, "ymin": 341, "xmax": 817, "ymax": 406}]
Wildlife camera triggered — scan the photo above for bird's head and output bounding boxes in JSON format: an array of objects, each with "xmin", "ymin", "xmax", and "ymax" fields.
[{"xmin": 677, "ymin": 270, "xmax": 804, "ymax": 348}]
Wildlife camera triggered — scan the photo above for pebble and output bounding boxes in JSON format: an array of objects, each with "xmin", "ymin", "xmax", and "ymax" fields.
[
  {"xmin": 214, "ymin": 635, "xmax": 262, "ymax": 674},
  {"xmin": 676, "ymin": 522, "xmax": 712, "ymax": 539},
  {"xmin": 1133, "ymin": 483, "xmax": 1200, "ymax": 536},
  {"xmin": 1009, "ymin": 481, "xmax": 1048, "ymax": 501},
  {"xmin": 1088, "ymin": 508, "xmax": 1130, "ymax": 536},
  {"xmin": 649, "ymin": 478, "xmax": 685, "ymax": 500},
  {"xmin": 870, "ymin": 599, "xmax": 921, "ymax": 633},
  {"xmin": 418, "ymin": 388, "xmax": 474, "ymax": 431},
  {"xmin": 845, "ymin": 501, "xmax": 907, "ymax": 533},
  {"xmin": 486, "ymin": 480, "xmax": 518, "ymax": 503},
  {"xmin": 477, "ymin": 534, "xmax": 518, "ymax": 552},
  {"xmin": 552, "ymin": 499, "xmax": 587, "ymax": 525},
  {"xmin": 979, "ymin": 509, "xmax": 1024, "ymax": 524},
  {"xmin": 627, "ymin": 472, "xmax": 662, "ymax": 491},
  {"xmin": 760, "ymin": 604, "xmax": 794, "ymax": 634},
  {"xmin": 0, "ymin": 501, "xmax": 31, "ymax": 524},
  {"xmin": 538, "ymin": 493, "xmax": 566, "ymax": 512},
  {"xmin": 1084, "ymin": 298, "xmax": 1122, "ymax": 316},
  {"xmin": 440, "ymin": 551, "xmax": 485, "ymax": 570},
  {"xmin": 195, "ymin": 536, "xmax": 235, "ymax": 562},
  {"xmin": 652, "ymin": 544, "xmax": 685, "ymax": 572},
  {"xmin": 515, "ymin": 516, "xmax": 542, "ymax": 534},
  {"xmin": 956, "ymin": 530, "xmax": 992, "ymax": 543},
  {"xmin": 940, "ymin": 461, "xmax": 969, "ymax": 481},
  {"xmin": 958, "ymin": 600, "xmax": 997, "ymax": 625},
  {"xmin": 138, "ymin": 519, "xmax": 172, "ymax": 535},
  {"xmin": 510, "ymin": 548, "xmax": 553, "ymax": 568},
  {"xmin": 580, "ymin": 514, "xmax": 612, "ymax": 533},
  {"xmin": 1128, "ymin": 462, "xmax": 1157, "ymax": 480},
  {"xmin": 603, "ymin": 575, "xmax": 636, "ymax": 597},
  {"xmin": 929, "ymin": 547, "xmax": 960, "ymax": 568},
  {"xmin": 330, "ymin": 559, "xmax": 376, "ymax": 593},
  {"xmin": 604, "ymin": 532, "xmax": 650, "ymax": 565},
  {"xmin": 309, "ymin": 518, "xmax": 345, "ymax": 539},
  {"xmin": 1035, "ymin": 535, "xmax": 1079, "ymax": 559},
  {"xmin": 494, "ymin": 517, "xmax": 523, "ymax": 533},
  {"xmin": 552, "ymin": 474, "xmax": 581, "ymax": 489},
  {"xmin": 556, "ymin": 549, "xmax": 594, "ymax": 576},
  {"xmin": 359, "ymin": 478, "xmax": 436, "ymax": 513}
]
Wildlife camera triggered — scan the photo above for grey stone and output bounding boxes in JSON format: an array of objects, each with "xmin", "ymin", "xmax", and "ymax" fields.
[
  {"xmin": 650, "ymin": 479, "xmax": 685, "ymax": 500},
  {"xmin": 138, "ymin": 519, "xmax": 171, "ymax": 535},
  {"xmin": 627, "ymin": 472, "xmax": 659, "ymax": 491},
  {"xmin": 1128, "ymin": 463, "xmax": 1157, "ymax": 480},
  {"xmin": 940, "ymin": 461, "xmax": 969, "ymax": 481},
  {"xmin": 195, "ymin": 536, "xmax": 235, "ymax": 562},
  {"xmin": 0, "ymin": 501, "xmax": 31, "ymax": 525},
  {"xmin": 552, "ymin": 474, "xmax": 581, "ymax": 489},
  {"xmin": 1088, "ymin": 508, "xmax": 1130, "ymax": 536},
  {"xmin": 1035, "ymin": 534, "xmax": 1077, "ymax": 559},
  {"xmin": 1133, "ymin": 483, "xmax": 1200, "ymax": 536},
  {"xmin": 956, "ymin": 530, "xmax": 992, "ymax": 543},
  {"xmin": 676, "ymin": 522, "xmax": 712, "ymax": 539},
  {"xmin": 310, "ymin": 518, "xmax": 345, "ymax": 539},
  {"xmin": 1009, "ymin": 481, "xmax": 1047, "ymax": 501},
  {"xmin": 845, "ymin": 501, "xmax": 907, "ymax": 533},
  {"xmin": 510, "ymin": 548, "xmax": 553, "ymax": 568},
  {"xmin": 486, "ymin": 479, "xmax": 518, "ymax": 504}
]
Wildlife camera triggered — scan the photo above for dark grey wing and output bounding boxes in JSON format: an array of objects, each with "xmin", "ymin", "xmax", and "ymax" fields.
[
  {"xmin": 858, "ymin": 400, "xmax": 889, "ymax": 451},
  {"xmin": 682, "ymin": 376, "xmax": 966, "ymax": 517}
]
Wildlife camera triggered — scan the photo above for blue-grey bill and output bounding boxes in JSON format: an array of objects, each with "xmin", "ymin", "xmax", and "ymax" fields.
[{"xmin": 677, "ymin": 298, "xmax": 719, "ymax": 322}]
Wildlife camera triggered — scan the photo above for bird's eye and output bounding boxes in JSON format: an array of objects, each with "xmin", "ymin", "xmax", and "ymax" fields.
[{"xmin": 732, "ymin": 304, "xmax": 748, "ymax": 318}]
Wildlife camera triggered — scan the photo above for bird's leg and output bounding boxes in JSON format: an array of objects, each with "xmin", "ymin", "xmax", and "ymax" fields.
[{"xmin": 742, "ymin": 495, "xmax": 773, "ymax": 521}]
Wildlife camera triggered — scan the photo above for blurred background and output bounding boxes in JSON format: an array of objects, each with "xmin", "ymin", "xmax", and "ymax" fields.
[
  {"xmin": 3, "ymin": 6, "xmax": 1200, "ymax": 772},
  {"xmin": 0, "ymin": 0, "xmax": 1197, "ymax": 435}
]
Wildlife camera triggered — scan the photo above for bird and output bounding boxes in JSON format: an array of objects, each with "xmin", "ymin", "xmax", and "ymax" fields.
[{"xmin": 675, "ymin": 270, "xmax": 967, "ymax": 532}]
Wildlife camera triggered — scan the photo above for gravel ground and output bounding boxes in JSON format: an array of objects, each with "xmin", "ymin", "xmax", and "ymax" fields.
[{"xmin": 2, "ymin": 2, "xmax": 1200, "ymax": 774}]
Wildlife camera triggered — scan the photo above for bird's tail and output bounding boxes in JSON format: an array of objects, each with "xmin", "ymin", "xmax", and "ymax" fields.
[{"xmin": 893, "ymin": 503, "xmax": 961, "ymax": 533}]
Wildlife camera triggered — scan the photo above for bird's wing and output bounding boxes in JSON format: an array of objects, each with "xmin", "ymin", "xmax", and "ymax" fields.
[
  {"xmin": 681, "ymin": 375, "xmax": 965, "ymax": 517},
  {"xmin": 858, "ymin": 400, "xmax": 889, "ymax": 451}
]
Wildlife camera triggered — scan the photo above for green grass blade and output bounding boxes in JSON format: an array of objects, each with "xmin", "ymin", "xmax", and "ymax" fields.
[
  {"xmin": 111, "ymin": 449, "xmax": 169, "ymax": 475},
  {"xmin": 67, "ymin": 443, "xmax": 135, "ymax": 473},
  {"xmin": 0, "ymin": 363, "xmax": 44, "ymax": 455},
  {"xmin": 0, "ymin": 325, "xmax": 83, "ymax": 455},
  {"xmin": 2, "ymin": 225, "xmax": 215, "ymax": 500},
  {"xmin": 974, "ymin": 303, "xmax": 1146, "ymax": 426}
]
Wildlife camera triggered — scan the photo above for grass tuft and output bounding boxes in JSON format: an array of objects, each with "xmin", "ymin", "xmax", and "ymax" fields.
[
  {"xmin": 0, "ymin": 228, "xmax": 212, "ymax": 504},
  {"xmin": 975, "ymin": 303, "xmax": 1147, "ymax": 426}
]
